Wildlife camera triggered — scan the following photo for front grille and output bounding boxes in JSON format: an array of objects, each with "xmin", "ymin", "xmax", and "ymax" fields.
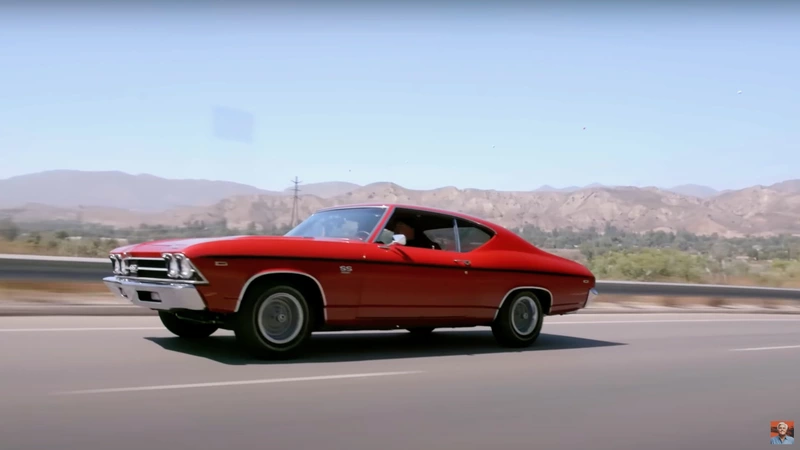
[
  {"xmin": 109, "ymin": 253, "xmax": 207, "ymax": 284},
  {"xmin": 123, "ymin": 257, "xmax": 169, "ymax": 280}
]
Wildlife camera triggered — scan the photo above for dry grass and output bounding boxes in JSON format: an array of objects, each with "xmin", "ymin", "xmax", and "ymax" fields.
[
  {"xmin": 0, "ymin": 240, "xmax": 53, "ymax": 255},
  {"xmin": 719, "ymin": 275, "xmax": 800, "ymax": 289},
  {"xmin": 0, "ymin": 281, "xmax": 116, "ymax": 304},
  {"xmin": 0, "ymin": 280, "xmax": 108, "ymax": 293}
]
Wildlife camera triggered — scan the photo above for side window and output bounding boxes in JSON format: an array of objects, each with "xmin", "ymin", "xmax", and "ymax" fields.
[
  {"xmin": 381, "ymin": 208, "xmax": 456, "ymax": 251},
  {"xmin": 456, "ymin": 219, "xmax": 494, "ymax": 252},
  {"xmin": 424, "ymin": 227, "xmax": 457, "ymax": 251}
]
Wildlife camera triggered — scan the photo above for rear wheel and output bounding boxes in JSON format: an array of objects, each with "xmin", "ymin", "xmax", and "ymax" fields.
[
  {"xmin": 234, "ymin": 285, "xmax": 313, "ymax": 360},
  {"xmin": 158, "ymin": 311, "xmax": 218, "ymax": 339},
  {"xmin": 491, "ymin": 291, "xmax": 544, "ymax": 348}
]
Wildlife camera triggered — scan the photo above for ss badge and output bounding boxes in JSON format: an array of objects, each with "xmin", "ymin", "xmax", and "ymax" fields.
[{"xmin": 339, "ymin": 265, "xmax": 353, "ymax": 274}]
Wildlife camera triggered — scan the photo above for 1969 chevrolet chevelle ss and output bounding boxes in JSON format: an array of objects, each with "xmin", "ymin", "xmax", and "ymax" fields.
[{"xmin": 104, "ymin": 203, "xmax": 598, "ymax": 359}]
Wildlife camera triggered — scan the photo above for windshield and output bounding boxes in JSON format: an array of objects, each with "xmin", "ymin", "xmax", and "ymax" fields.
[{"xmin": 284, "ymin": 207, "xmax": 386, "ymax": 240}]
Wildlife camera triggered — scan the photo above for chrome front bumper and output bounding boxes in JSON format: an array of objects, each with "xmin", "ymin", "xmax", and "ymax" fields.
[
  {"xmin": 103, "ymin": 276, "xmax": 207, "ymax": 311},
  {"xmin": 585, "ymin": 288, "xmax": 599, "ymax": 307}
]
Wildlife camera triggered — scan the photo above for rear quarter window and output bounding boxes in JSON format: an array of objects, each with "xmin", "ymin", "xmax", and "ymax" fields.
[{"xmin": 456, "ymin": 221, "xmax": 494, "ymax": 252}]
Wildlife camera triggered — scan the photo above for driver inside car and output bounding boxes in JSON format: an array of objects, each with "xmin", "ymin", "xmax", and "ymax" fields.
[{"xmin": 393, "ymin": 221, "xmax": 441, "ymax": 250}]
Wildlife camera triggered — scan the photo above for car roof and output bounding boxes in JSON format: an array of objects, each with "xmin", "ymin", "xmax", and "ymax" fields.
[{"xmin": 316, "ymin": 203, "xmax": 502, "ymax": 232}]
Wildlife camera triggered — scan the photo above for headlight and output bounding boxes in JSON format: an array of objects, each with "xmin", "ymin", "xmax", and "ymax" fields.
[
  {"xmin": 177, "ymin": 255, "xmax": 194, "ymax": 279},
  {"xmin": 163, "ymin": 253, "xmax": 196, "ymax": 279},
  {"xmin": 161, "ymin": 253, "xmax": 197, "ymax": 280},
  {"xmin": 167, "ymin": 255, "xmax": 180, "ymax": 278},
  {"xmin": 110, "ymin": 255, "xmax": 120, "ymax": 274}
]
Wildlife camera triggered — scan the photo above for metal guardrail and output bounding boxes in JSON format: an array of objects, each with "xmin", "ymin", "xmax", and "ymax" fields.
[
  {"xmin": 596, "ymin": 280, "xmax": 800, "ymax": 300},
  {"xmin": 0, "ymin": 254, "xmax": 111, "ymax": 282},
  {"xmin": 1, "ymin": 253, "xmax": 800, "ymax": 300}
]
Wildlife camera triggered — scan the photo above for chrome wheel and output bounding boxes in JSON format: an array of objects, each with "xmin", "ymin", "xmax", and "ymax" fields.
[
  {"xmin": 256, "ymin": 292, "xmax": 305, "ymax": 345},
  {"xmin": 510, "ymin": 295, "xmax": 539, "ymax": 336},
  {"xmin": 491, "ymin": 290, "xmax": 544, "ymax": 348},
  {"xmin": 235, "ymin": 284, "xmax": 314, "ymax": 360}
]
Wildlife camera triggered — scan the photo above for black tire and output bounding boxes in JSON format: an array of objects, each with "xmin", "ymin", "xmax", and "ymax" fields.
[
  {"xmin": 491, "ymin": 291, "xmax": 544, "ymax": 348},
  {"xmin": 234, "ymin": 284, "xmax": 313, "ymax": 360},
  {"xmin": 406, "ymin": 327, "xmax": 435, "ymax": 336},
  {"xmin": 158, "ymin": 311, "xmax": 219, "ymax": 339}
]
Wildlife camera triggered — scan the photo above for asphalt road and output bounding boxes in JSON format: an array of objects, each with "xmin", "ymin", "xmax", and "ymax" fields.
[{"xmin": 1, "ymin": 314, "xmax": 799, "ymax": 450}]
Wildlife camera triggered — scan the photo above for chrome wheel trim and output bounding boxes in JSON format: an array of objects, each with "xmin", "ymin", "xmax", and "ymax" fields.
[
  {"xmin": 256, "ymin": 292, "xmax": 305, "ymax": 345},
  {"xmin": 510, "ymin": 295, "xmax": 539, "ymax": 336}
]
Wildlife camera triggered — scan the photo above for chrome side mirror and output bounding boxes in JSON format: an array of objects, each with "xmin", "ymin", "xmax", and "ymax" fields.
[{"xmin": 379, "ymin": 233, "xmax": 407, "ymax": 249}]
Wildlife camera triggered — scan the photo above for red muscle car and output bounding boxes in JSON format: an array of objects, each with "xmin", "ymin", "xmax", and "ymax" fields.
[{"xmin": 104, "ymin": 203, "xmax": 598, "ymax": 359}]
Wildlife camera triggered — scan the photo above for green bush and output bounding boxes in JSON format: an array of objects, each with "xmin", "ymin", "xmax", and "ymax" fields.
[{"xmin": 587, "ymin": 248, "xmax": 706, "ymax": 283}]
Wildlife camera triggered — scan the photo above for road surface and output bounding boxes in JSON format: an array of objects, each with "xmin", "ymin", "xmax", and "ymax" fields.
[{"xmin": 1, "ymin": 313, "xmax": 798, "ymax": 450}]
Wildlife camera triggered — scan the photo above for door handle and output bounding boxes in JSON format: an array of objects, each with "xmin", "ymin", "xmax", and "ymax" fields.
[{"xmin": 454, "ymin": 259, "xmax": 471, "ymax": 266}]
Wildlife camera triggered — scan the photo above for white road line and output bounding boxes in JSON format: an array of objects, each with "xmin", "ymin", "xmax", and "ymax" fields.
[
  {"xmin": 55, "ymin": 371, "xmax": 424, "ymax": 395},
  {"xmin": 0, "ymin": 327, "xmax": 164, "ymax": 332},
  {"xmin": 730, "ymin": 345, "xmax": 800, "ymax": 352}
]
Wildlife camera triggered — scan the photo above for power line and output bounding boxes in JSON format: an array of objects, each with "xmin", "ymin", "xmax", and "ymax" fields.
[{"xmin": 290, "ymin": 176, "xmax": 302, "ymax": 228}]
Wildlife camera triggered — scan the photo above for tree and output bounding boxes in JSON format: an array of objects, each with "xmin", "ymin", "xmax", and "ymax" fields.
[
  {"xmin": 710, "ymin": 242, "xmax": 731, "ymax": 264},
  {"xmin": 0, "ymin": 219, "xmax": 19, "ymax": 241}
]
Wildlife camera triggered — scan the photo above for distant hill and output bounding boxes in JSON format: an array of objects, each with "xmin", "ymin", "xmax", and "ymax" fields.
[
  {"xmin": 283, "ymin": 181, "xmax": 362, "ymax": 199},
  {"xmin": 665, "ymin": 184, "xmax": 720, "ymax": 198},
  {"xmin": 0, "ymin": 170, "xmax": 280, "ymax": 211},
  {"xmin": 533, "ymin": 183, "xmax": 725, "ymax": 199},
  {"xmin": 533, "ymin": 183, "xmax": 607, "ymax": 193},
  {"xmin": 770, "ymin": 180, "xmax": 800, "ymax": 193},
  {"xmin": 2, "ymin": 172, "xmax": 799, "ymax": 237}
]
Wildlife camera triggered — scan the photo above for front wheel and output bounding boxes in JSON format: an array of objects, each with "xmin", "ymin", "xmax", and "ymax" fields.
[
  {"xmin": 491, "ymin": 291, "xmax": 544, "ymax": 348},
  {"xmin": 158, "ymin": 311, "xmax": 218, "ymax": 339},
  {"xmin": 234, "ymin": 285, "xmax": 313, "ymax": 360}
]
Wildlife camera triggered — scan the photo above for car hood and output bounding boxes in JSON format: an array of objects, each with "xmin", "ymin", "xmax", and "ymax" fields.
[
  {"xmin": 111, "ymin": 235, "xmax": 355, "ymax": 258},
  {"xmin": 112, "ymin": 236, "xmax": 242, "ymax": 256}
]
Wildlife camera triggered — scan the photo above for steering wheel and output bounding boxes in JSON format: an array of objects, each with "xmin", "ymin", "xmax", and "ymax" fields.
[{"xmin": 354, "ymin": 230, "xmax": 371, "ymax": 241}]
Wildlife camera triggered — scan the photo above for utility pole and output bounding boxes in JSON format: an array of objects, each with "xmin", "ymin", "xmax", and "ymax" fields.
[{"xmin": 290, "ymin": 176, "xmax": 302, "ymax": 228}]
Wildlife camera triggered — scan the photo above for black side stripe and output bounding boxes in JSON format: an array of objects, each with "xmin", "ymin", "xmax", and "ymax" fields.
[{"xmin": 201, "ymin": 254, "xmax": 588, "ymax": 279}]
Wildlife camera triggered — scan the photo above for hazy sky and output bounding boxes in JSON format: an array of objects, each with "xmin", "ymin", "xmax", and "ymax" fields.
[{"xmin": 0, "ymin": 3, "xmax": 798, "ymax": 192}]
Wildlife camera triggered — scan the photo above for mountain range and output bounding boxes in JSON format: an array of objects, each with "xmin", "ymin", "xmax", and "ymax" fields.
[{"xmin": 1, "ymin": 170, "xmax": 799, "ymax": 237}]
